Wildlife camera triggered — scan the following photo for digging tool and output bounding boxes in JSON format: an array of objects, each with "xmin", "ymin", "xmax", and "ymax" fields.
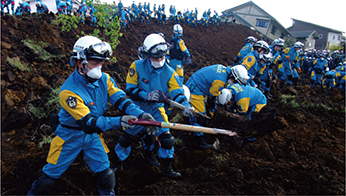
[
  {"xmin": 129, "ymin": 119, "xmax": 238, "ymax": 137},
  {"xmin": 155, "ymin": 90, "xmax": 211, "ymax": 119}
]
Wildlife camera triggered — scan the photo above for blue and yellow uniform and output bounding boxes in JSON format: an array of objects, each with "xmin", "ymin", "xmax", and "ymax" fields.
[
  {"xmin": 240, "ymin": 50, "xmax": 265, "ymax": 87},
  {"xmin": 322, "ymin": 70, "xmax": 337, "ymax": 89},
  {"xmin": 185, "ymin": 64, "xmax": 230, "ymax": 135},
  {"xmin": 169, "ymin": 35, "xmax": 191, "ymax": 83},
  {"xmin": 226, "ymin": 83, "xmax": 267, "ymax": 119},
  {"xmin": 310, "ymin": 57, "xmax": 328, "ymax": 87},
  {"xmin": 281, "ymin": 46, "xmax": 300, "ymax": 86},
  {"xmin": 115, "ymin": 58, "xmax": 188, "ymax": 160},
  {"xmin": 42, "ymin": 69, "xmax": 144, "ymax": 180},
  {"xmin": 233, "ymin": 42, "xmax": 254, "ymax": 66}
]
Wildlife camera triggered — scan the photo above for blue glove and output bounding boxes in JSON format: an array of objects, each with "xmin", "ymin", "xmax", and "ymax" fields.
[{"xmin": 146, "ymin": 90, "xmax": 160, "ymax": 101}]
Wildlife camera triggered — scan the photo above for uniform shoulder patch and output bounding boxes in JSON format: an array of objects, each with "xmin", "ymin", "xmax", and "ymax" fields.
[
  {"xmin": 66, "ymin": 96, "xmax": 77, "ymax": 109},
  {"xmin": 129, "ymin": 68, "xmax": 135, "ymax": 77}
]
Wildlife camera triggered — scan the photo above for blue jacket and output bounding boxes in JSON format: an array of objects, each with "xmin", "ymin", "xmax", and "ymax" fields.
[
  {"xmin": 126, "ymin": 58, "xmax": 189, "ymax": 107},
  {"xmin": 58, "ymin": 69, "xmax": 144, "ymax": 131},
  {"xmin": 226, "ymin": 83, "xmax": 267, "ymax": 118},
  {"xmin": 186, "ymin": 64, "xmax": 230, "ymax": 97},
  {"xmin": 236, "ymin": 42, "xmax": 253, "ymax": 60}
]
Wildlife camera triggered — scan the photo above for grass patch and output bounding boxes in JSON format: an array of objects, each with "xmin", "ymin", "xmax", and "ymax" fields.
[
  {"xmin": 6, "ymin": 57, "xmax": 31, "ymax": 71},
  {"xmin": 21, "ymin": 39, "xmax": 65, "ymax": 61}
]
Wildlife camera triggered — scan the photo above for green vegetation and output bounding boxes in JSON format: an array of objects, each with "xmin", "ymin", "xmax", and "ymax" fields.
[
  {"xmin": 6, "ymin": 57, "xmax": 31, "ymax": 71},
  {"xmin": 280, "ymin": 94, "xmax": 344, "ymax": 113},
  {"xmin": 21, "ymin": 39, "xmax": 65, "ymax": 62},
  {"xmin": 327, "ymin": 44, "xmax": 344, "ymax": 52},
  {"xmin": 38, "ymin": 135, "xmax": 53, "ymax": 148},
  {"xmin": 54, "ymin": 14, "xmax": 80, "ymax": 33},
  {"xmin": 28, "ymin": 86, "xmax": 61, "ymax": 119}
]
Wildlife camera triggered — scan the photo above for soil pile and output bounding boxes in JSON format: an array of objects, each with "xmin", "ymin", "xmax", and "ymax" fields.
[{"xmin": 1, "ymin": 13, "xmax": 345, "ymax": 195}]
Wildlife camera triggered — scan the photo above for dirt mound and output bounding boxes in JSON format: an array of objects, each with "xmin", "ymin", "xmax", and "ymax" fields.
[{"xmin": 1, "ymin": 14, "xmax": 345, "ymax": 195}]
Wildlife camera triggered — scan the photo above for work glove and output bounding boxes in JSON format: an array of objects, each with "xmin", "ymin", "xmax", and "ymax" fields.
[
  {"xmin": 285, "ymin": 55, "xmax": 290, "ymax": 60},
  {"xmin": 297, "ymin": 68, "xmax": 302, "ymax": 73},
  {"xmin": 120, "ymin": 115, "xmax": 138, "ymax": 129},
  {"xmin": 183, "ymin": 106, "xmax": 196, "ymax": 117},
  {"xmin": 146, "ymin": 90, "xmax": 161, "ymax": 102},
  {"xmin": 140, "ymin": 113, "xmax": 159, "ymax": 135}
]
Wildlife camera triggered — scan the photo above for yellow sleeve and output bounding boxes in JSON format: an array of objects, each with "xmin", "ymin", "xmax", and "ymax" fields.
[
  {"xmin": 237, "ymin": 97, "xmax": 250, "ymax": 114},
  {"xmin": 106, "ymin": 73, "xmax": 122, "ymax": 98},
  {"xmin": 126, "ymin": 62, "xmax": 139, "ymax": 85},
  {"xmin": 209, "ymin": 80, "xmax": 225, "ymax": 97},
  {"xmin": 59, "ymin": 90, "xmax": 90, "ymax": 120},
  {"xmin": 168, "ymin": 72, "xmax": 182, "ymax": 93},
  {"xmin": 178, "ymin": 39, "xmax": 187, "ymax": 52},
  {"xmin": 242, "ymin": 56, "xmax": 255, "ymax": 70}
]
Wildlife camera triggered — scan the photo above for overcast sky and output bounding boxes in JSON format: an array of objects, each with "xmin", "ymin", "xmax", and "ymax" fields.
[{"xmin": 101, "ymin": 0, "xmax": 346, "ymax": 34}]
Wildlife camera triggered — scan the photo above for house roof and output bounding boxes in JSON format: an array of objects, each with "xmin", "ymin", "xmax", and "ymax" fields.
[
  {"xmin": 222, "ymin": 1, "xmax": 292, "ymax": 36},
  {"xmin": 288, "ymin": 18, "xmax": 344, "ymax": 34},
  {"xmin": 290, "ymin": 30, "xmax": 319, "ymax": 39}
]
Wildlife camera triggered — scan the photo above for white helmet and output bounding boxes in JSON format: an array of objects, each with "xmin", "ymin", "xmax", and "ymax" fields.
[
  {"xmin": 36, "ymin": 2, "xmax": 41, "ymax": 6},
  {"xmin": 230, "ymin": 65, "xmax": 250, "ymax": 85},
  {"xmin": 294, "ymin": 41, "xmax": 304, "ymax": 48},
  {"xmin": 245, "ymin": 36, "xmax": 257, "ymax": 43},
  {"xmin": 173, "ymin": 24, "xmax": 183, "ymax": 36},
  {"xmin": 183, "ymin": 85, "xmax": 191, "ymax": 102},
  {"xmin": 217, "ymin": 89, "xmax": 232, "ymax": 105},
  {"xmin": 71, "ymin": 35, "xmax": 112, "ymax": 62},
  {"xmin": 253, "ymin": 40, "xmax": 270, "ymax": 54},
  {"xmin": 272, "ymin": 38, "xmax": 285, "ymax": 47},
  {"xmin": 143, "ymin": 33, "xmax": 168, "ymax": 58}
]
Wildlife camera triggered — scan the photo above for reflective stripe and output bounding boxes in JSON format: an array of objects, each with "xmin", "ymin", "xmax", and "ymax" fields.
[
  {"xmin": 158, "ymin": 107, "xmax": 169, "ymax": 123},
  {"xmin": 190, "ymin": 94, "xmax": 206, "ymax": 113},
  {"xmin": 98, "ymin": 134, "xmax": 110, "ymax": 153},
  {"xmin": 47, "ymin": 136, "xmax": 65, "ymax": 165}
]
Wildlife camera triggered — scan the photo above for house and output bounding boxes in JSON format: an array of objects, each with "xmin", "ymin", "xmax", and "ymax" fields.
[
  {"xmin": 289, "ymin": 30, "xmax": 319, "ymax": 49},
  {"xmin": 221, "ymin": 1, "xmax": 292, "ymax": 41},
  {"xmin": 287, "ymin": 18, "xmax": 344, "ymax": 50}
]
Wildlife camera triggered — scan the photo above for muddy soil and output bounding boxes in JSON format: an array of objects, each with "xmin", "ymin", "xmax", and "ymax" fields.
[{"xmin": 1, "ymin": 13, "xmax": 345, "ymax": 195}]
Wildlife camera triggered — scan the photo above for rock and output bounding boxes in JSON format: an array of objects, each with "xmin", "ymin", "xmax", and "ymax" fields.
[
  {"xmin": 4, "ymin": 89, "xmax": 21, "ymax": 107},
  {"xmin": 1, "ymin": 42, "xmax": 12, "ymax": 50}
]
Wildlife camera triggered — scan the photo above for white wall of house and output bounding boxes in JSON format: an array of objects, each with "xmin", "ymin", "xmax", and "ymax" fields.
[{"xmin": 327, "ymin": 32, "xmax": 342, "ymax": 47}]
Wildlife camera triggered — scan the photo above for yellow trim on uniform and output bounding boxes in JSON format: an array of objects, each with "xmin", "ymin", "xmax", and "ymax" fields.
[
  {"xmin": 255, "ymin": 104, "xmax": 266, "ymax": 112},
  {"xmin": 209, "ymin": 80, "xmax": 225, "ymax": 97},
  {"xmin": 176, "ymin": 66, "xmax": 184, "ymax": 77},
  {"xmin": 178, "ymin": 39, "xmax": 187, "ymax": 52},
  {"xmin": 278, "ymin": 63, "xmax": 283, "ymax": 69},
  {"xmin": 106, "ymin": 74, "xmax": 122, "ymax": 98},
  {"xmin": 190, "ymin": 94, "xmax": 206, "ymax": 113},
  {"xmin": 60, "ymin": 90, "xmax": 90, "ymax": 120},
  {"xmin": 47, "ymin": 136, "xmax": 65, "ymax": 165},
  {"xmin": 242, "ymin": 56, "xmax": 255, "ymax": 70},
  {"xmin": 98, "ymin": 134, "xmax": 110, "ymax": 153},
  {"xmin": 237, "ymin": 97, "xmax": 250, "ymax": 114},
  {"xmin": 168, "ymin": 72, "xmax": 183, "ymax": 93},
  {"xmin": 158, "ymin": 107, "xmax": 169, "ymax": 122},
  {"xmin": 126, "ymin": 62, "xmax": 139, "ymax": 85},
  {"xmin": 259, "ymin": 65, "xmax": 266, "ymax": 75}
]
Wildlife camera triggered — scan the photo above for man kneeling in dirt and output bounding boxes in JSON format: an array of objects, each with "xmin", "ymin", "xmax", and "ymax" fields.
[{"xmin": 27, "ymin": 35, "xmax": 156, "ymax": 196}]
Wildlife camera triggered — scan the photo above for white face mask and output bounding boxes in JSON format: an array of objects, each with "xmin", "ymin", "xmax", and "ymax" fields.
[
  {"xmin": 150, "ymin": 58, "xmax": 165, "ymax": 68},
  {"xmin": 320, "ymin": 57, "xmax": 324, "ymax": 61},
  {"xmin": 86, "ymin": 66, "xmax": 102, "ymax": 80}
]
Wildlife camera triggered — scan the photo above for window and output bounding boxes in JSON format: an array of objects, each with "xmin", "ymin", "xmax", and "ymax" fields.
[
  {"xmin": 256, "ymin": 20, "xmax": 268, "ymax": 28},
  {"xmin": 271, "ymin": 26, "xmax": 277, "ymax": 35},
  {"xmin": 308, "ymin": 42, "xmax": 312, "ymax": 47},
  {"xmin": 319, "ymin": 34, "xmax": 323, "ymax": 39},
  {"xmin": 280, "ymin": 33, "xmax": 285, "ymax": 39},
  {"xmin": 338, "ymin": 35, "xmax": 341, "ymax": 40},
  {"xmin": 333, "ymin": 35, "xmax": 335, "ymax": 40}
]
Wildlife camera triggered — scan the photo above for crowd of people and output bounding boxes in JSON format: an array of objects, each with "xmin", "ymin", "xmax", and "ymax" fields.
[
  {"xmin": 1, "ymin": 0, "xmax": 231, "ymax": 28},
  {"xmin": 3, "ymin": 1, "xmax": 344, "ymax": 195}
]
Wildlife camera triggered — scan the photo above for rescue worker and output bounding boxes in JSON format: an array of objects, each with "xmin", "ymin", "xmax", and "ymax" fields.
[
  {"xmin": 169, "ymin": 24, "xmax": 191, "ymax": 83},
  {"xmin": 240, "ymin": 40, "xmax": 270, "ymax": 87},
  {"xmin": 36, "ymin": 2, "xmax": 49, "ymax": 14},
  {"xmin": 57, "ymin": 0, "xmax": 67, "ymax": 14},
  {"xmin": 322, "ymin": 68, "xmax": 337, "ymax": 89},
  {"xmin": 279, "ymin": 42, "xmax": 303, "ymax": 88},
  {"xmin": 27, "ymin": 36, "xmax": 156, "ymax": 196},
  {"xmin": 114, "ymin": 33, "xmax": 195, "ymax": 178},
  {"xmin": 233, "ymin": 36, "xmax": 257, "ymax": 66},
  {"xmin": 218, "ymin": 84, "xmax": 267, "ymax": 120},
  {"xmin": 185, "ymin": 64, "xmax": 249, "ymax": 149},
  {"xmin": 310, "ymin": 53, "xmax": 328, "ymax": 87}
]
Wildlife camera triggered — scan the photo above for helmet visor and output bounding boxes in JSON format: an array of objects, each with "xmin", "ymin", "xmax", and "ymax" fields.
[
  {"xmin": 86, "ymin": 42, "xmax": 113, "ymax": 59},
  {"xmin": 149, "ymin": 43, "xmax": 168, "ymax": 58}
]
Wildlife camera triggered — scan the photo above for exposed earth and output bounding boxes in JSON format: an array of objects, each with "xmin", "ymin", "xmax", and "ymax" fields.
[{"xmin": 1, "ymin": 13, "xmax": 345, "ymax": 195}]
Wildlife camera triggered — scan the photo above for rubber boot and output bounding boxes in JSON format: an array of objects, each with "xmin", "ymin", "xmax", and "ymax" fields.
[
  {"xmin": 161, "ymin": 158, "xmax": 181, "ymax": 178},
  {"xmin": 195, "ymin": 135, "xmax": 213, "ymax": 149},
  {"xmin": 144, "ymin": 150, "xmax": 160, "ymax": 166}
]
